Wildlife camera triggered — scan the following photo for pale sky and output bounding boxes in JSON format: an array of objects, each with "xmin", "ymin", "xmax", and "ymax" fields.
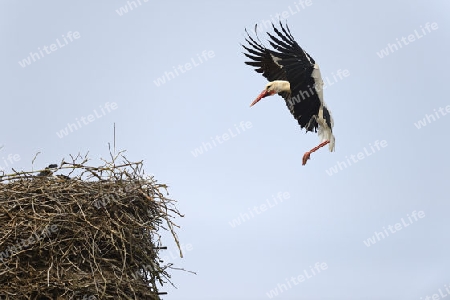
[{"xmin": 1, "ymin": 1, "xmax": 450, "ymax": 299}]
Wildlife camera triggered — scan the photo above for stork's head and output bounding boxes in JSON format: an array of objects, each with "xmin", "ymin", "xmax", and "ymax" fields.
[{"xmin": 250, "ymin": 80, "xmax": 290, "ymax": 107}]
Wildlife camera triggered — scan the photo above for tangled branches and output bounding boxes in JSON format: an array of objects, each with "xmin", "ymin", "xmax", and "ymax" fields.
[{"xmin": 0, "ymin": 152, "xmax": 183, "ymax": 299}]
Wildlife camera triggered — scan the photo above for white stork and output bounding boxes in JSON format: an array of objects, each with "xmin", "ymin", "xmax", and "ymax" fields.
[{"xmin": 242, "ymin": 22, "xmax": 335, "ymax": 165}]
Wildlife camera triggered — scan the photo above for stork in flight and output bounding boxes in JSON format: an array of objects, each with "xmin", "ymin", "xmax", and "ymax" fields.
[{"xmin": 242, "ymin": 22, "xmax": 335, "ymax": 165}]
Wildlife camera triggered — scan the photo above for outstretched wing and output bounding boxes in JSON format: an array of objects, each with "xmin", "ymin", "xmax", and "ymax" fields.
[
  {"xmin": 242, "ymin": 22, "xmax": 323, "ymax": 133},
  {"xmin": 242, "ymin": 25, "xmax": 287, "ymax": 83}
]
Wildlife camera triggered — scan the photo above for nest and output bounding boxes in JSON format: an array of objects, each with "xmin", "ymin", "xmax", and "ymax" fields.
[{"xmin": 0, "ymin": 153, "xmax": 184, "ymax": 299}]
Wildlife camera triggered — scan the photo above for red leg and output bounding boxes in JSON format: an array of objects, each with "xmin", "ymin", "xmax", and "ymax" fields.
[{"xmin": 302, "ymin": 140, "xmax": 330, "ymax": 166}]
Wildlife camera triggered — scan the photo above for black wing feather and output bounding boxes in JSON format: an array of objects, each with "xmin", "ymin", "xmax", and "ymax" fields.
[{"xmin": 242, "ymin": 29, "xmax": 288, "ymax": 82}]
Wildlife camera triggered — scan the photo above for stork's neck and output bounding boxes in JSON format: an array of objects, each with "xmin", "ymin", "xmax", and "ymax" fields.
[{"xmin": 271, "ymin": 80, "xmax": 290, "ymax": 93}]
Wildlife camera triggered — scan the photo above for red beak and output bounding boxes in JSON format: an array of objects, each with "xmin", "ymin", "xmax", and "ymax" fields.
[{"xmin": 250, "ymin": 90, "xmax": 273, "ymax": 107}]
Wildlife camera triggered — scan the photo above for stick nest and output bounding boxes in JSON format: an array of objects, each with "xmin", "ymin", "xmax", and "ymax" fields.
[{"xmin": 0, "ymin": 153, "xmax": 183, "ymax": 300}]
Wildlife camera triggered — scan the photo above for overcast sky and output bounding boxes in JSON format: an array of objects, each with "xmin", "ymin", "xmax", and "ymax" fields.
[{"xmin": 1, "ymin": 1, "xmax": 450, "ymax": 299}]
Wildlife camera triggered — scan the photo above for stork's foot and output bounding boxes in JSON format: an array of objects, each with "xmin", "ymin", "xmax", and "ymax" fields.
[
  {"xmin": 301, "ymin": 140, "xmax": 330, "ymax": 166},
  {"xmin": 302, "ymin": 152, "xmax": 311, "ymax": 166}
]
